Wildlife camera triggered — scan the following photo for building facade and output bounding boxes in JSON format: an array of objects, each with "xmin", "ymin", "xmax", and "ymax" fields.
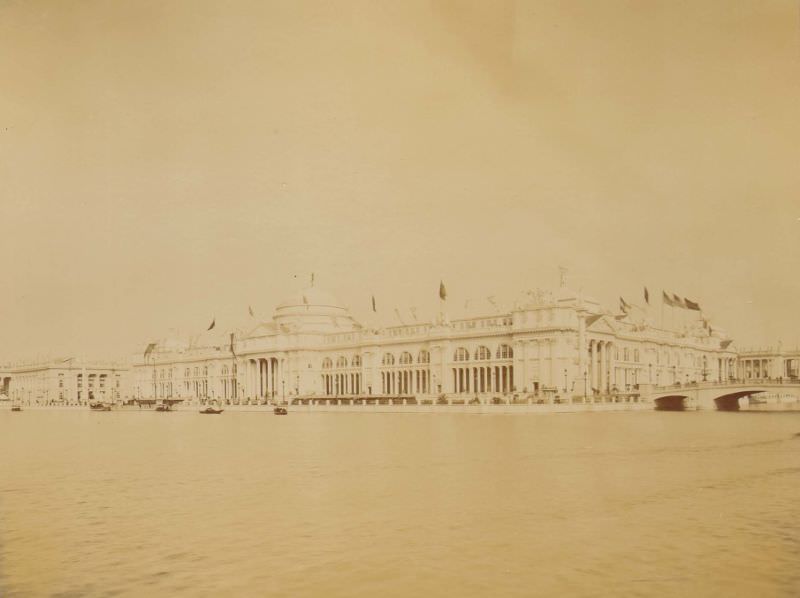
[
  {"xmin": 737, "ymin": 346, "xmax": 800, "ymax": 381},
  {"xmin": 132, "ymin": 279, "xmax": 738, "ymax": 405},
  {"xmin": 0, "ymin": 360, "xmax": 129, "ymax": 406}
]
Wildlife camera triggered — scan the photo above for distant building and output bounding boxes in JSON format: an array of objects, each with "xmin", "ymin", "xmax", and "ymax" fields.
[
  {"xmin": 0, "ymin": 359, "xmax": 128, "ymax": 405},
  {"xmin": 132, "ymin": 277, "xmax": 739, "ymax": 405},
  {"xmin": 737, "ymin": 346, "xmax": 800, "ymax": 380}
]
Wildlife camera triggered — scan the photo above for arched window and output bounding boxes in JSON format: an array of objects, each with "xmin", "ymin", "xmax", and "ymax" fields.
[
  {"xmin": 454, "ymin": 347, "xmax": 470, "ymax": 362},
  {"xmin": 352, "ymin": 354, "xmax": 361, "ymax": 367},
  {"xmin": 496, "ymin": 344, "xmax": 513, "ymax": 359},
  {"xmin": 418, "ymin": 350, "xmax": 430, "ymax": 363},
  {"xmin": 634, "ymin": 349, "xmax": 640, "ymax": 363},
  {"xmin": 399, "ymin": 352, "xmax": 413, "ymax": 365},
  {"xmin": 475, "ymin": 346, "xmax": 491, "ymax": 360},
  {"xmin": 184, "ymin": 368, "xmax": 190, "ymax": 377},
  {"xmin": 222, "ymin": 366, "xmax": 228, "ymax": 375},
  {"xmin": 382, "ymin": 353, "xmax": 395, "ymax": 366},
  {"xmin": 336, "ymin": 356, "xmax": 348, "ymax": 369},
  {"xmin": 203, "ymin": 366, "xmax": 208, "ymax": 376},
  {"xmin": 623, "ymin": 348, "xmax": 629, "ymax": 361},
  {"xmin": 322, "ymin": 358, "xmax": 333, "ymax": 369}
]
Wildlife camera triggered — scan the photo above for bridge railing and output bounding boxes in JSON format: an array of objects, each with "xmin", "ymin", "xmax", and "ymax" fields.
[{"xmin": 652, "ymin": 377, "xmax": 799, "ymax": 392}]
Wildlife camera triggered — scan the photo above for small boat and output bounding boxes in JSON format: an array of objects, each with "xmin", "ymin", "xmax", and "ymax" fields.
[
  {"xmin": 11, "ymin": 405, "xmax": 22, "ymax": 412},
  {"xmin": 154, "ymin": 404, "xmax": 171, "ymax": 412},
  {"xmin": 273, "ymin": 407, "xmax": 288, "ymax": 415},
  {"xmin": 89, "ymin": 403, "xmax": 112, "ymax": 411},
  {"xmin": 199, "ymin": 407, "xmax": 224, "ymax": 414}
]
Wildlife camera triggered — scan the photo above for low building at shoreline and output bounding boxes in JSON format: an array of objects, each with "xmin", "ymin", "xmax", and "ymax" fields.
[
  {"xmin": 130, "ymin": 276, "xmax": 739, "ymax": 406},
  {"xmin": 0, "ymin": 359, "xmax": 128, "ymax": 406}
]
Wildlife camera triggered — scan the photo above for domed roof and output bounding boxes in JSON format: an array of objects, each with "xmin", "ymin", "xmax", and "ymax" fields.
[
  {"xmin": 276, "ymin": 287, "xmax": 345, "ymax": 311},
  {"xmin": 273, "ymin": 286, "xmax": 358, "ymax": 333}
]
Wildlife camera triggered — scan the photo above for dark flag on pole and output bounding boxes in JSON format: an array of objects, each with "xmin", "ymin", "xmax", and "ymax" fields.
[
  {"xmin": 662, "ymin": 291, "xmax": 674, "ymax": 307},
  {"xmin": 229, "ymin": 332, "xmax": 236, "ymax": 357},
  {"xmin": 143, "ymin": 343, "xmax": 157, "ymax": 360},
  {"xmin": 672, "ymin": 294, "xmax": 686, "ymax": 309},
  {"xmin": 619, "ymin": 297, "xmax": 631, "ymax": 313},
  {"xmin": 248, "ymin": 305, "xmax": 255, "ymax": 317},
  {"xmin": 644, "ymin": 287, "xmax": 650, "ymax": 305},
  {"xmin": 684, "ymin": 298, "xmax": 701, "ymax": 311},
  {"xmin": 371, "ymin": 295, "xmax": 377, "ymax": 312},
  {"xmin": 207, "ymin": 318, "xmax": 216, "ymax": 331},
  {"xmin": 439, "ymin": 281, "xmax": 447, "ymax": 301}
]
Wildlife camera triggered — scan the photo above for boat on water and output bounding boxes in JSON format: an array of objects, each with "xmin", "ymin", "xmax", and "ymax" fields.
[
  {"xmin": 11, "ymin": 405, "xmax": 22, "ymax": 412},
  {"xmin": 199, "ymin": 407, "xmax": 224, "ymax": 414},
  {"xmin": 154, "ymin": 404, "xmax": 172, "ymax": 412},
  {"xmin": 273, "ymin": 407, "xmax": 288, "ymax": 415},
  {"xmin": 89, "ymin": 403, "xmax": 112, "ymax": 411}
]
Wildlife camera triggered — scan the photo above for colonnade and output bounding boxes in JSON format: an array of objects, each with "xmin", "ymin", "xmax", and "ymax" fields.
[
  {"xmin": 245, "ymin": 357, "xmax": 281, "ymax": 399},
  {"xmin": 323, "ymin": 371, "xmax": 362, "ymax": 395},
  {"xmin": 588, "ymin": 339, "xmax": 614, "ymax": 392},
  {"xmin": 381, "ymin": 369, "xmax": 429, "ymax": 395},
  {"xmin": 452, "ymin": 365, "xmax": 513, "ymax": 394}
]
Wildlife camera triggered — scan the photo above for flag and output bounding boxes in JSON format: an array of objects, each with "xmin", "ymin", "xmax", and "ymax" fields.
[
  {"xmin": 207, "ymin": 318, "xmax": 216, "ymax": 330},
  {"xmin": 684, "ymin": 298, "xmax": 701, "ymax": 311},
  {"xmin": 229, "ymin": 332, "xmax": 236, "ymax": 357},
  {"xmin": 619, "ymin": 297, "xmax": 631, "ymax": 313},
  {"xmin": 371, "ymin": 295, "xmax": 376, "ymax": 312},
  {"xmin": 248, "ymin": 305, "xmax": 255, "ymax": 317},
  {"xmin": 662, "ymin": 291, "xmax": 674, "ymax": 307},
  {"xmin": 409, "ymin": 307, "xmax": 418, "ymax": 321},
  {"xmin": 394, "ymin": 308, "xmax": 404, "ymax": 325},
  {"xmin": 439, "ymin": 280, "xmax": 447, "ymax": 301},
  {"xmin": 143, "ymin": 343, "xmax": 157, "ymax": 360},
  {"xmin": 644, "ymin": 287, "xmax": 650, "ymax": 305},
  {"xmin": 672, "ymin": 294, "xmax": 686, "ymax": 309},
  {"xmin": 311, "ymin": 272, "xmax": 315, "ymax": 286}
]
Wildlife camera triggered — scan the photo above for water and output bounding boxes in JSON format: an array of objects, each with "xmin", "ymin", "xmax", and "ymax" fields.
[{"xmin": 1, "ymin": 410, "xmax": 799, "ymax": 597}]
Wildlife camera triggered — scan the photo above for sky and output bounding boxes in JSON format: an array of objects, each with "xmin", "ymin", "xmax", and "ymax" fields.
[{"xmin": 0, "ymin": 0, "xmax": 799, "ymax": 361}]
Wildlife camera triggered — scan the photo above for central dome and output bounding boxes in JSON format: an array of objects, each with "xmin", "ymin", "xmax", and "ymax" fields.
[
  {"xmin": 276, "ymin": 287, "xmax": 345, "ymax": 311},
  {"xmin": 273, "ymin": 287, "xmax": 358, "ymax": 333}
]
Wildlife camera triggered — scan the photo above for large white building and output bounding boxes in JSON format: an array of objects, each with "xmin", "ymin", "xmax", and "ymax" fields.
[{"xmin": 132, "ymin": 277, "xmax": 739, "ymax": 406}]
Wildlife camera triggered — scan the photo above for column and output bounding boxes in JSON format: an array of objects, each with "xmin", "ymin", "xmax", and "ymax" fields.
[{"xmin": 599, "ymin": 342, "xmax": 606, "ymax": 392}]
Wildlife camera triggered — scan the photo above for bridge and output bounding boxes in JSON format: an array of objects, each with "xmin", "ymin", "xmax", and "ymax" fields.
[{"xmin": 649, "ymin": 380, "xmax": 800, "ymax": 411}]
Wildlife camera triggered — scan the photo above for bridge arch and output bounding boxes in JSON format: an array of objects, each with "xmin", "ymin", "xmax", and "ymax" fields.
[
  {"xmin": 712, "ymin": 390, "xmax": 765, "ymax": 411},
  {"xmin": 653, "ymin": 394, "xmax": 689, "ymax": 411}
]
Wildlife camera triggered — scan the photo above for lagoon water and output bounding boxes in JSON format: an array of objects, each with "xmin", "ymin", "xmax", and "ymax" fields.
[{"xmin": 1, "ymin": 409, "xmax": 799, "ymax": 597}]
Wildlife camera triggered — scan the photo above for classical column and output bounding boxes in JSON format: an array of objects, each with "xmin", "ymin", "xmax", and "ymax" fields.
[{"xmin": 599, "ymin": 342, "xmax": 606, "ymax": 392}]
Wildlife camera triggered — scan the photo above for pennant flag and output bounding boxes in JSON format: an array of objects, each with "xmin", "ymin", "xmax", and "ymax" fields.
[
  {"xmin": 684, "ymin": 298, "xmax": 701, "ymax": 311},
  {"xmin": 662, "ymin": 291, "xmax": 675, "ymax": 307},
  {"xmin": 409, "ymin": 306, "xmax": 418, "ymax": 321},
  {"xmin": 371, "ymin": 295, "xmax": 377, "ymax": 312},
  {"xmin": 644, "ymin": 287, "xmax": 650, "ymax": 305},
  {"xmin": 672, "ymin": 294, "xmax": 686, "ymax": 309},
  {"xmin": 143, "ymin": 343, "xmax": 157, "ymax": 360},
  {"xmin": 439, "ymin": 280, "xmax": 447, "ymax": 301},
  {"xmin": 229, "ymin": 332, "xmax": 236, "ymax": 357},
  {"xmin": 248, "ymin": 305, "xmax": 255, "ymax": 317},
  {"xmin": 207, "ymin": 318, "xmax": 216, "ymax": 331},
  {"xmin": 394, "ymin": 308, "xmax": 405, "ymax": 325},
  {"xmin": 619, "ymin": 297, "xmax": 632, "ymax": 313},
  {"xmin": 720, "ymin": 339, "xmax": 732, "ymax": 349}
]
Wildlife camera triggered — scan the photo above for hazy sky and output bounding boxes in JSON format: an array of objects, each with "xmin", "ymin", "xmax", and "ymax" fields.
[{"xmin": 1, "ymin": 0, "xmax": 799, "ymax": 361}]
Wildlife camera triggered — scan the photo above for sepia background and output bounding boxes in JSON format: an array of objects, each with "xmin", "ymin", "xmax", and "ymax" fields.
[{"xmin": 0, "ymin": 0, "xmax": 798, "ymax": 359}]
